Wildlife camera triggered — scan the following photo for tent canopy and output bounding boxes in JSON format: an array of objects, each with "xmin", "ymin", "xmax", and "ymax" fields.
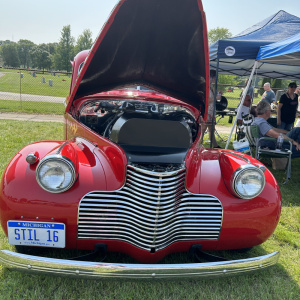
[
  {"xmin": 209, "ymin": 10, "xmax": 300, "ymax": 76},
  {"xmin": 255, "ymin": 33, "xmax": 300, "ymax": 80},
  {"xmin": 257, "ymin": 33, "xmax": 300, "ymax": 65}
]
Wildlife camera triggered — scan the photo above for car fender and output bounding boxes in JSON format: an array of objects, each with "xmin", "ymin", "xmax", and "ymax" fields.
[
  {"xmin": 0, "ymin": 137, "xmax": 128, "ymax": 248},
  {"xmin": 185, "ymin": 147, "xmax": 281, "ymax": 250}
]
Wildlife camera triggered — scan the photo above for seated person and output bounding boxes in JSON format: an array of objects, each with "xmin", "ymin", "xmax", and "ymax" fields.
[
  {"xmin": 236, "ymin": 94, "xmax": 252, "ymax": 126},
  {"xmin": 250, "ymin": 106, "xmax": 257, "ymax": 117},
  {"xmin": 253, "ymin": 101, "xmax": 300, "ymax": 158}
]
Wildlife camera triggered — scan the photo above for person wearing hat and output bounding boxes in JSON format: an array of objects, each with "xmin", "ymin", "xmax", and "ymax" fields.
[{"xmin": 277, "ymin": 82, "xmax": 298, "ymax": 131}]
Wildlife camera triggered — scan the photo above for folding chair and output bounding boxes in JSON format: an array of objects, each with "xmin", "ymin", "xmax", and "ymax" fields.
[
  {"xmin": 242, "ymin": 114, "xmax": 255, "ymax": 156},
  {"xmin": 250, "ymin": 125, "xmax": 292, "ymax": 184}
]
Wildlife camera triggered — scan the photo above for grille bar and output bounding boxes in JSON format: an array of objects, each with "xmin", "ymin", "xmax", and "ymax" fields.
[{"xmin": 78, "ymin": 165, "xmax": 223, "ymax": 251}]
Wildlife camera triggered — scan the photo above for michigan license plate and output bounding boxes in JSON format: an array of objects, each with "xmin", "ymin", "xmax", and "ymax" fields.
[{"xmin": 7, "ymin": 221, "xmax": 65, "ymax": 248}]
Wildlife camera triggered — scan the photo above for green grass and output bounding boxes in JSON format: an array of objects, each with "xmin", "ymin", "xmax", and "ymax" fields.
[
  {"xmin": 0, "ymin": 68, "xmax": 25, "ymax": 73},
  {"xmin": 0, "ymin": 119, "xmax": 299, "ymax": 299},
  {"xmin": 0, "ymin": 120, "xmax": 64, "ymax": 177},
  {"xmin": 212, "ymin": 89, "xmax": 261, "ymax": 126},
  {"xmin": 223, "ymin": 88, "xmax": 261, "ymax": 106},
  {"xmin": 0, "ymin": 69, "xmax": 70, "ymax": 97},
  {"xmin": 0, "ymin": 99, "xmax": 65, "ymax": 115}
]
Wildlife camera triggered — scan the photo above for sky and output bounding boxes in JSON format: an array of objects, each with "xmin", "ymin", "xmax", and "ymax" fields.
[{"xmin": 1, "ymin": 0, "xmax": 300, "ymax": 44}]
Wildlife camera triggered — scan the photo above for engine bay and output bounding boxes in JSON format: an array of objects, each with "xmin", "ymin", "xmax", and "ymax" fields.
[{"xmin": 78, "ymin": 99, "xmax": 198, "ymax": 163}]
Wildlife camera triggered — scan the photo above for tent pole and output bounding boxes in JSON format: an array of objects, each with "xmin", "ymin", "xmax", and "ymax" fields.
[
  {"xmin": 210, "ymin": 58, "xmax": 220, "ymax": 148},
  {"xmin": 225, "ymin": 61, "xmax": 259, "ymax": 149}
]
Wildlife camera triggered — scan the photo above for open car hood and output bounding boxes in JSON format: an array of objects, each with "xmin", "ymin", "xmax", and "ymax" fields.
[{"xmin": 69, "ymin": 0, "xmax": 209, "ymax": 111}]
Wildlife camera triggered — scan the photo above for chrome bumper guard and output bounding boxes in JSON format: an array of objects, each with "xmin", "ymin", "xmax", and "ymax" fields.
[{"xmin": 0, "ymin": 250, "xmax": 279, "ymax": 279}]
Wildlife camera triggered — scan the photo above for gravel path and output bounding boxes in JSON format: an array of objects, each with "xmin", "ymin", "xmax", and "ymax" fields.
[{"xmin": 0, "ymin": 91, "xmax": 65, "ymax": 103}]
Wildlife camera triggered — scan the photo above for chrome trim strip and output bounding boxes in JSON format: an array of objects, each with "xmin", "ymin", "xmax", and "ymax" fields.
[
  {"xmin": 127, "ymin": 176, "xmax": 185, "ymax": 189},
  {"xmin": 122, "ymin": 186, "xmax": 185, "ymax": 200},
  {"xmin": 127, "ymin": 169, "xmax": 185, "ymax": 182},
  {"xmin": 127, "ymin": 165, "xmax": 185, "ymax": 177},
  {"xmin": 0, "ymin": 250, "xmax": 279, "ymax": 279},
  {"xmin": 227, "ymin": 151, "xmax": 251, "ymax": 163},
  {"xmin": 126, "ymin": 178, "xmax": 184, "ymax": 192},
  {"xmin": 79, "ymin": 211, "xmax": 222, "ymax": 226},
  {"xmin": 78, "ymin": 165, "xmax": 223, "ymax": 251},
  {"xmin": 56, "ymin": 141, "xmax": 70, "ymax": 154}
]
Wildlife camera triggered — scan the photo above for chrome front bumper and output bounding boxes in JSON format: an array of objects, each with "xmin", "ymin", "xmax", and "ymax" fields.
[{"xmin": 0, "ymin": 250, "xmax": 279, "ymax": 279}]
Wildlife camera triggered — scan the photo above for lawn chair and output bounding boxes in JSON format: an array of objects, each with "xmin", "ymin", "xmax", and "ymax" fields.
[
  {"xmin": 249, "ymin": 125, "xmax": 292, "ymax": 184},
  {"xmin": 242, "ymin": 114, "xmax": 255, "ymax": 156}
]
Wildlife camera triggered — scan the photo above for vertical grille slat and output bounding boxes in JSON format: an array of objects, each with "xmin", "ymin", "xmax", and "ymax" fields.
[{"xmin": 78, "ymin": 165, "xmax": 223, "ymax": 251}]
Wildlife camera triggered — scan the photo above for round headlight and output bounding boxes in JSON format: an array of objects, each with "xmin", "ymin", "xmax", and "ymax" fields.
[
  {"xmin": 233, "ymin": 165, "xmax": 265, "ymax": 199},
  {"xmin": 36, "ymin": 155, "xmax": 76, "ymax": 193}
]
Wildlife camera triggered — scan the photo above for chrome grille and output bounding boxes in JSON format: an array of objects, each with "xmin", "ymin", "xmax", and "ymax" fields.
[{"xmin": 77, "ymin": 165, "xmax": 223, "ymax": 251}]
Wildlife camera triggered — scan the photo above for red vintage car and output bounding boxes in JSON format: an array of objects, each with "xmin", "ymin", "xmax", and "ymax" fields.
[{"xmin": 0, "ymin": 0, "xmax": 280, "ymax": 279}]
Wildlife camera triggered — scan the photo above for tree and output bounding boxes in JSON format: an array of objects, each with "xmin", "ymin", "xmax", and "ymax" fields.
[
  {"xmin": 41, "ymin": 43, "xmax": 57, "ymax": 69},
  {"xmin": 0, "ymin": 47, "xmax": 3, "ymax": 66},
  {"xmin": 75, "ymin": 29, "xmax": 93, "ymax": 54},
  {"xmin": 46, "ymin": 42, "xmax": 58, "ymax": 55},
  {"xmin": 1, "ymin": 43, "xmax": 20, "ymax": 67},
  {"xmin": 17, "ymin": 39, "xmax": 35, "ymax": 68},
  {"xmin": 53, "ymin": 25, "xmax": 75, "ymax": 72},
  {"xmin": 0, "ymin": 40, "xmax": 12, "ymax": 45},
  {"xmin": 208, "ymin": 27, "xmax": 232, "ymax": 45},
  {"xmin": 30, "ymin": 44, "xmax": 52, "ymax": 71},
  {"xmin": 217, "ymin": 74, "xmax": 239, "ymax": 94}
]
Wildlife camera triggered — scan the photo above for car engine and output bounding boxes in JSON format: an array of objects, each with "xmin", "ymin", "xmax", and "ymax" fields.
[{"xmin": 78, "ymin": 100, "xmax": 198, "ymax": 164}]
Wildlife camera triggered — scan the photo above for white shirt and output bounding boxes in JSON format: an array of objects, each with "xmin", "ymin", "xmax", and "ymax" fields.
[{"xmin": 236, "ymin": 105, "xmax": 250, "ymax": 120}]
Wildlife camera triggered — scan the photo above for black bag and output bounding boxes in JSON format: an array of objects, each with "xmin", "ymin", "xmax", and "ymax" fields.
[{"xmin": 236, "ymin": 130, "xmax": 245, "ymax": 141}]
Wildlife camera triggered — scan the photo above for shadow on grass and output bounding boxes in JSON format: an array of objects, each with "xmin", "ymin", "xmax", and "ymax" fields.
[
  {"xmin": 1, "ymin": 245, "xmax": 299, "ymax": 299},
  {"xmin": 265, "ymin": 157, "xmax": 300, "ymax": 207}
]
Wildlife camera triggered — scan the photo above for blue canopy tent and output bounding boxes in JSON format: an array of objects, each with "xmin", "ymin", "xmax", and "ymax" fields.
[
  {"xmin": 210, "ymin": 10, "xmax": 300, "ymax": 76},
  {"xmin": 209, "ymin": 10, "xmax": 300, "ymax": 149},
  {"xmin": 255, "ymin": 32, "xmax": 300, "ymax": 80}
]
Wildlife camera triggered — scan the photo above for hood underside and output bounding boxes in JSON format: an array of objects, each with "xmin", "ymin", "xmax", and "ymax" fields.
[{"xmin": 70, "ymin": 0, "xmax": 208, "ymax": 110}]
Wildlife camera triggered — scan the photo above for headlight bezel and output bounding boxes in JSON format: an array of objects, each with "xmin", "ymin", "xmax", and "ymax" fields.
[
  {"xmin": 36, "ymin": 154, "xmax": 76, "ymax": 193},
  {"xmin": 232, "ymin": 164, "xmax": 266, "ymax": 199}
]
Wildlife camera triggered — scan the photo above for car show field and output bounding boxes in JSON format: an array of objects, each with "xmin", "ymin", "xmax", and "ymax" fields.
[{"xmin": 0, "ymin": 0, "xmax": 299, "ymax": 298}]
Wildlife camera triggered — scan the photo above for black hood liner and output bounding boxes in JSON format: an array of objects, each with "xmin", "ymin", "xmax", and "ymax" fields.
[{"xmin": 73, "ymin": 0, "xmax": 207, "ymax": 110}]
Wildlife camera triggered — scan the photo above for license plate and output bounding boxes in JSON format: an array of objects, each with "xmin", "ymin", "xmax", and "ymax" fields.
[{"xmin": 7, "ymin": 221, "xmax": 65, "ymax": 248}]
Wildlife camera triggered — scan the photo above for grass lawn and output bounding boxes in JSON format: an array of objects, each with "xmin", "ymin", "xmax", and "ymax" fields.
[
  {"xmin": 0, "ymin": 120, "xmax": 299, "ymax": 299},
  {"xmin": 0, "ymin": 100, "xmax": 65, "ymax": 115},
  {"xmin": 0, "ymin": 69, "xmax": 70, "ymax": 97}
]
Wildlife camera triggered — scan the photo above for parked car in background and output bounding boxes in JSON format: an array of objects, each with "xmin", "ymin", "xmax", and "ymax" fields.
[{"xmin": 0, "ymin": 0, "xmax": 281, "ymax": 279}]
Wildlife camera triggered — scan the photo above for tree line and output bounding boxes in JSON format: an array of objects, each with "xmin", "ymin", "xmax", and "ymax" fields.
[
  {"xmin": 0, "ymin": 25, "xmax": 287, "ymax": 91},
  {"xmin": 0, "ymin": 25, "xmax": 93, "ymax": 72},
  {"xmin": 0, "ymin": 25, "xmax": 234, "ymax": 72},
  {"xmin": 0, "ymin": 26, "xmax": 231, "ymax": 73}
]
